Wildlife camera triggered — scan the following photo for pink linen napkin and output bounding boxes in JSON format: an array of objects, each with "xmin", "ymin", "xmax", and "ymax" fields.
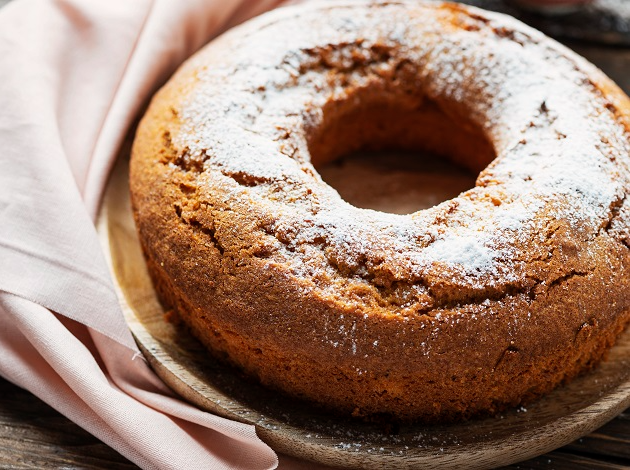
[{"xmin": 0, "ymin": 0, "xmax": 311, "ymax": 468}]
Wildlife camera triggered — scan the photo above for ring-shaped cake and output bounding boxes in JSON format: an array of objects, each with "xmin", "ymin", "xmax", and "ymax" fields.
[{"xmin": 130, "ymin": 1, "xmax": 630, "ymax": 421}]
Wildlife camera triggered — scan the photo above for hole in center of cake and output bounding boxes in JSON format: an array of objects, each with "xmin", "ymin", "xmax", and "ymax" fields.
[
  {"xmin": 308, "ymin": 91, "xmax": 496, "ymax": 214},
  {"xmin": 317, "ymin": 150, "xmax": 477, "ymax": 215}
]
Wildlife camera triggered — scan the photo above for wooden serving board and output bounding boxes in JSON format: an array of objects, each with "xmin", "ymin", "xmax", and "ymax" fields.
[{"xmin": 99, "ymin": 150, "xmax": 630, "ymax": 470}]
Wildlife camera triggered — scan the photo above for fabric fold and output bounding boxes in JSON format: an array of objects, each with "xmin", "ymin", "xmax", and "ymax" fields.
[
  {"xmin": 0, "ymin": 294, "xmax": 278, "ymax": 470},
  {"xmin": 0, "ymin": 0, "xmax": 290, "ymax": 468}
]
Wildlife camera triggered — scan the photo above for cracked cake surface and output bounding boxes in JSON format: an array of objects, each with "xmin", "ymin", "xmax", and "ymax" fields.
[{"xmin": 130, "ymin": 1, "xmax": 630, "ymax": 421}]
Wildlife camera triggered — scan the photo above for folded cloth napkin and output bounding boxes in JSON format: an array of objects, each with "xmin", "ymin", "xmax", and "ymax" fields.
[{"xmin": 0, "ymin": 0, "xmax": 306, "ymax": 468}]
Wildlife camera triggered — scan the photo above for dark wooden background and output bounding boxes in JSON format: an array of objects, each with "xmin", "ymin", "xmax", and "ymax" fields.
[{"xmin": 2, "ymin": 0, "xmax": 630, "ymax": 468}]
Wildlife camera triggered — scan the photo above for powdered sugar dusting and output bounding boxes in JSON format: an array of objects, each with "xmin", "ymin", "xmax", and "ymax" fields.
[
  {"xmin": 422, "ymin": 234, "xmax": 496, "ymax": 274},
  {"xmin": 170, "ymin": 1, "xmax": 629, "ymax": 302}
]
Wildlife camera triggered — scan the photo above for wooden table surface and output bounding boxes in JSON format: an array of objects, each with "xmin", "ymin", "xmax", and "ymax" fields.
[
  {"xmin": 0, "ymin": 370, "xmax": 629, "ymax": 470},
  {"xmin": 2, "ymin": 0, "xmax": 630, "ymax": 468}
]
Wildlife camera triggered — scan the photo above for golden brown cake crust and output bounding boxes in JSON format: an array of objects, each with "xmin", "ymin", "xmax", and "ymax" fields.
[{"xmin": 130, "ymin": 1, "xmax": 630, "ymax": 422}]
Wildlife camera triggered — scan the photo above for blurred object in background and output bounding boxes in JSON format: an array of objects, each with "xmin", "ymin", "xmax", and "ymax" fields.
[
  {"xmin": 508, "ymin": 0, "xmax": 593, "ymax": 16},
  {"xmin": 453, "ymin": 0, "xmax": 630, "ymax": 45}
]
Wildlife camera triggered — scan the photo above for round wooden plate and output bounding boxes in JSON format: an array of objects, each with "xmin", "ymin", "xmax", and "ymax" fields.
[{"xmin": 99, "ymin": 153, "xmax": 630, "ymax": 469}]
